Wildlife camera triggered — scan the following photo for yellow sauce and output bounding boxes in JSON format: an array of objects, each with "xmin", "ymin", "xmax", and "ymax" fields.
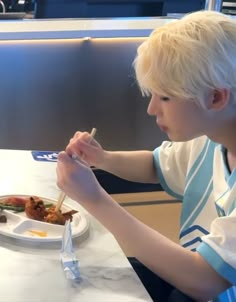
[{"xmin": 28, "ymin": 230, "xmax": 48, "ymax": 237}]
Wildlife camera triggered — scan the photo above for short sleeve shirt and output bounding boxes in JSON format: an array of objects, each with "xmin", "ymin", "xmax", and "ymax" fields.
[{"xmin": 153, "ymin": 136, "xmax": 236, "ymax": 301}]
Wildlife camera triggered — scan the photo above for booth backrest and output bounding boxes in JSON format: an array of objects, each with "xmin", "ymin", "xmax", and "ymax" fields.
[{"xmin": 0, "ymin": 37, "xmax": 167, "ymax": 151}]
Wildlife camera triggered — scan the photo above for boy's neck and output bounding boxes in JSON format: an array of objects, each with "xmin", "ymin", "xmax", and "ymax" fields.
[
  {"xmin": 209, "ymin": 119, "xmax": 236, "ymax": 155},
  {"xmin": 224, "ymin": 145, "xmax": 236, "ymax": 158},
  {"xmin": 208, "ymin": 123, "xmax": 236, "ymax": 172},
  {"xmin": 226, "ymin": 150, "xmax": 236, "ymax": 173}
]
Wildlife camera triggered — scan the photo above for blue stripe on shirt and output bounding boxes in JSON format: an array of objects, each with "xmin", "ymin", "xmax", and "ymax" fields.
[
  {"xmin": 185, "ymin": 139, "xmax": 211, "ymax": 188},
  {"xmin": 180, "ymin": 141, "xmax": 216, "ymax": 228},
  {"xmin": 180, "ymin": 224, "xmax": 209, "ymax": 239},
  {"xmin": 181, "ymin": 179, "xmax": 213, "ymax": 231}
]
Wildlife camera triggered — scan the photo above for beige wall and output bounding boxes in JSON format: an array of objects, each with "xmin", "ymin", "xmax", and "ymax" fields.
[{"xmin": 111, "ymin": 191, "xmax": 181, "ymax": 256}]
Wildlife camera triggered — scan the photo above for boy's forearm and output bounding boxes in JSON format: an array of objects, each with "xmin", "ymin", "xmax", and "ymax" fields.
[{"xmin": 98, "ymin": 150, "xmax": 158, "ymax": 184}]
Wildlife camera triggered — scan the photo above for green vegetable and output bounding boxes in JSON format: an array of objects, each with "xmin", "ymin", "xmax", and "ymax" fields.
[
  {"xmin": 0, "ymin": 204, "xmax": 25, "ymax": 212},
  {"xmin": 0, "ymin": 202, "xmax": 54, "ymax": 213},
  {"xmin": 45, "ymin": 203, "xmax": 53, "ymax": 208}
]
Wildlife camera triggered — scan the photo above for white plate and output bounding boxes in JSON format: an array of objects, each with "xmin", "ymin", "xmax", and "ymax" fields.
[{"xmin": 0, "ymin": 195, "xmax": 89, "ymax": 243}]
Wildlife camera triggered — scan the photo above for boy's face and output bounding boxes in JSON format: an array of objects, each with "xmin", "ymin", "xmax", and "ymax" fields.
[{"xmin": 147, "ymin": 93, "xmax": 211, "ymax": 142}]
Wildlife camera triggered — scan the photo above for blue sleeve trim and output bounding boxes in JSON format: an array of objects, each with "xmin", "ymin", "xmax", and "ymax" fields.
[
  {"xmin": 153, "ymin": 148, "xmax": 183, "ymax": 201},
  {"xmin": 197, "ymin": 241, "xmax": 236, "ymax": 285}
]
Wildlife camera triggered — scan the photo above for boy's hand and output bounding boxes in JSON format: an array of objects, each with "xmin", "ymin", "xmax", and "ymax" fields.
[
  {"xmin": 56, "ymin": 151, "xmax": 104, "ymax": 203},
  {"xmin": 65, "ymin": 131, "xmax": 105, "ymax": 168}
]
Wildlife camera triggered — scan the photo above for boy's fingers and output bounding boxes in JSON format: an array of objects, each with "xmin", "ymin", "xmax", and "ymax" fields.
[
  {"xmin": 57, "ymin": 151, "xmax": 70, "ymax": 163},
  {"xmin": 58, "ymin": 151, "xmax": 87, "ymax": 168}
]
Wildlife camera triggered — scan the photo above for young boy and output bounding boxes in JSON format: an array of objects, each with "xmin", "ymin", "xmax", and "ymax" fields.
[{"xmin": 56, "ymin": 10, "xmax": 236, "ymax": 301}]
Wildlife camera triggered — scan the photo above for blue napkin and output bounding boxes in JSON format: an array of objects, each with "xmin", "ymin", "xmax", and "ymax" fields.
[{"xmin": 31, "ymin": 151, "xmax": 59, "ymax": 162}]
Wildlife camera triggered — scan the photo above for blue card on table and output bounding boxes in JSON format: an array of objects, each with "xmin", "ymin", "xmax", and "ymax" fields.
[{"xmin": 31, "ymin": 151, "xmax": 59, "ymax": 162}]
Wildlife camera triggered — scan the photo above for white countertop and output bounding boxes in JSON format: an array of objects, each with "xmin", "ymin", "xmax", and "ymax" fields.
[
  {"xmin": 0, "ymin": 17, "xmax": 175, "ymax": 39},
  {"xmin": 0, "ymin": 149, "xmax": 152, "ymax": 302},
  {"xmin": 0, "ymin": 14, "xmax": 234, "ymax": 40}
]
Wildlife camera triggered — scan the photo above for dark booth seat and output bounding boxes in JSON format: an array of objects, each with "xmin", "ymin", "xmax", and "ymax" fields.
[{"xmin": 93, "ymin": 168, "xmax": 162, "ymax": 194}]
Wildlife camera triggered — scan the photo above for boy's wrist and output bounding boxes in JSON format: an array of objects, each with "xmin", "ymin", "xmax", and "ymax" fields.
[{"xmin": 97, "ymin": 150, "xmax": 112, "ymax": 171}]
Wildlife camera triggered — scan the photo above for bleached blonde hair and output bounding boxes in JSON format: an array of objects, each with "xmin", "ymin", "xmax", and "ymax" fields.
[{"xmin": 134, "ymin": 10, "xmax": 236, "ymax": 106}]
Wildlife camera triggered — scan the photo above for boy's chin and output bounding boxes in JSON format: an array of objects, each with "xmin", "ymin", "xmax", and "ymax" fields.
[{"xmin": 167, "ymin": 133, "xmax": 200, "ymax": 142}]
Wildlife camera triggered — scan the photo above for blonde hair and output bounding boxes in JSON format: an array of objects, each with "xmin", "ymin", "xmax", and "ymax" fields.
[{"xmin": 134, "ymin": 10, "xmax": 236, "ymax": 106}]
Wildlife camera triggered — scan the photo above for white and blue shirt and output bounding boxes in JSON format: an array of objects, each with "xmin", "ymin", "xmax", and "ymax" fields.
[{"xmin": 154, "ymin": 136, "xmax": 236, "ymax": 302}]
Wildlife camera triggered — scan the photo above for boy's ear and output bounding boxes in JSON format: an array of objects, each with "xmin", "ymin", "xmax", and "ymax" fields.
[{"xmin": 206, "ymin": 88, "xmax": 230, "ymax": 111}]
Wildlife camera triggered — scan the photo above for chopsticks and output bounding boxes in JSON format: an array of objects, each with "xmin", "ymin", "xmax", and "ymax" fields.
[
  {"xmin": 55, "ymin": 190, "xmax": 66, "ymax": 212},
  {"xmin": 55, "ymin": 128, "xmax": 97, "ymax": 212}
]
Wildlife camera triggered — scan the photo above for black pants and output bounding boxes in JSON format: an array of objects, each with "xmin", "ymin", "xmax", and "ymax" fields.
[{"xmin": 128, "ymin": 257, "xmax": 195, "ymax": 302}]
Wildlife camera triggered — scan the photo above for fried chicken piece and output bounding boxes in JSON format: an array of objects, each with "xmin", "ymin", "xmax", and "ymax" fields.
[
  {"xmin": 44, "ymin": 206, "xmax": 78, "ymax": 225},
  {"xmin": 44, "ymin": 206, "xmax": 66, "ymax": 225},
  {"xmin": 25, "ymin": 197, "xmax": 78, "ymax": 225},
  {"xmin": 25, "ymin": 196, "xmax": 47, "ymax": 221},
  {"xmin": 62, "ymin": 210, "xmax": 78, "ymax": 222}
]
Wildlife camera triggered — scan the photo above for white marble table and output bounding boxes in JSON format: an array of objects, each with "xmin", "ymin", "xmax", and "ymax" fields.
[{"xmin": 0, "ymin": 150, "xmax": 152, "ymax": 302}]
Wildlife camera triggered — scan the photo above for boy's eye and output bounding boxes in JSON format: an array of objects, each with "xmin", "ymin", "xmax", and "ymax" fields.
[{"xmin": 160, "ymin": 96, "xmax": 170, "ymax": 101}]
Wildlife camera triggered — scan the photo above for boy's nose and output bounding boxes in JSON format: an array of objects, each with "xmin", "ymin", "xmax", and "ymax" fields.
[{"xmin": 147, "ymin": 96, "xmax": 161, "ymax": 116}]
